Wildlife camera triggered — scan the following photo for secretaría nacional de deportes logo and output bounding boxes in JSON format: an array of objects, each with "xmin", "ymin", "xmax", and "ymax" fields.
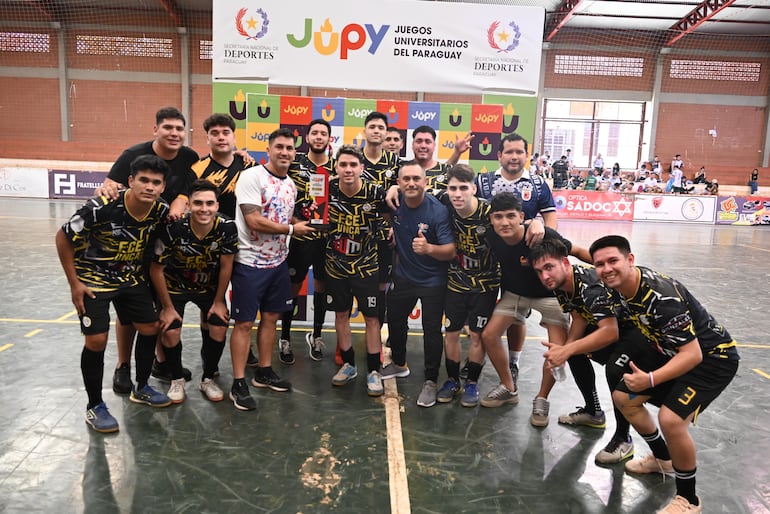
[
  {"xmin": 487, "ymin": 20, "xmax": 521, "ymax": 53},
  {"xmin": 236, "ymin": 8, "xmax": 269, "ymax": 40}
]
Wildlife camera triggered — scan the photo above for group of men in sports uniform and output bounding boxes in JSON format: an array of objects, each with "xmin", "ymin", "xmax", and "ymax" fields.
[{"xmin": 57, "ymin": 107, "xmax": 737, "ymax": 514}]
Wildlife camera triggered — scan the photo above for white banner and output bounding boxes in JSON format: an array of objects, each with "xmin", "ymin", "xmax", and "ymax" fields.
[
  {"xmin": 213, "ymin": 0, "xmax": 544, "ymax": 94},
  {"xmin": 0, "ymin": 167, "xmax": 49, "ymax": 198},
  {"xmin": 633, "ymin": 194, "xmax": 717, "ymax": 224}
]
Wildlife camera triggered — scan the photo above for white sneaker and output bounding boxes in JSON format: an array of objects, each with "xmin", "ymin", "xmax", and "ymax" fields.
[
  {"xmin": 167, "ymin": 378, "xmax": 186, "ymax": 404},
  {"xmin": 366, "ymin": 370, "xmax": 384, "ymax": 397},
  {"xmin": 199, "ymin": 378, "xmax": 224, "ymax": 402},
  {"xmin": 625, "ymin": 454, "xmax": 675, "ymax": 475}
]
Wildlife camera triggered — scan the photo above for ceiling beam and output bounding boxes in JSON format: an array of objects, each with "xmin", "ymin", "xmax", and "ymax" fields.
[
  {"xmin": 665, "ymin": 0, "xmax": 737, "ymax": 46},
  {"xmin": 545, "ymin": 0, "xmax": 584, "ymax": 42},
  {"xmin": 158, "ymin": 0, "xmax": 183, "ymax": 27}
]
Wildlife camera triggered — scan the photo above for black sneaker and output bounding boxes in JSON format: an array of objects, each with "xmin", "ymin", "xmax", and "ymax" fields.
[
  {"xmin": 278, "ymin": 339, "xmax": 295, "ymax": 365},
  {"xmin": 229, "ymin": 381, "xmax": 257, "ymax": 411},
  {"xmin": 151, "ymin": 359, "xmax": 192, "ymax": 382},
  {"xmin": 246, "ymin": 349, "xmax": 259, "ymax": 368},
  {"xmin": 112, "ymin": 363, "xmax": 133, "ymax": 394},
  {"xmin": 251, "ymin": 368, "xmax": 291, "ymax": 392}
]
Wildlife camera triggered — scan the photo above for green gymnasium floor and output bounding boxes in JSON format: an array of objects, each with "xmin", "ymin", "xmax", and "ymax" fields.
[{"xmin": 1, "ymin": 198, "xmax": 768, "ymax": 513}]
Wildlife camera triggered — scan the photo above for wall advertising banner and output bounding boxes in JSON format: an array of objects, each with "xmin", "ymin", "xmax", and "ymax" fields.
[
  {"xmin": 715, "ymin": 195, "xmax": 770, "ymax": 225},
  {"xmin": 49, "ymin": 170, "xmax": 108, "ymax": 199},
  {"xmin": 240, "ymin": 93, "xmax": 519, "ymax": 172},
  {"xmin": 0, "ymin": 167, "xmax": 49, "ymax": 198},
  {"xmin": 633, "ymin": 194, "xmax": 716, "ymax": 224},
  {"xmin": 213, "ymin": 0, "xmax": 544, "ymax": 94},
  {"xmin": 553, "ymin": 190, "xmax": 634, "ymax": 221}
]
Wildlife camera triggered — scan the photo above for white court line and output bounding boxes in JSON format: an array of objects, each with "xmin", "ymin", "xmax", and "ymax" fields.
[
  {"xmin": 737, "ymin": 243, "xmax": 770, "ymax": 254},
  {"xmin": 384, "ymin": 376, "xmax": 411, "ymax": 514}
]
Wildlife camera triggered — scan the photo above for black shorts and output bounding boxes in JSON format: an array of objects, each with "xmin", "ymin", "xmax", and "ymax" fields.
[
  {"xmin": 286, "ymin": 237, "xmax": 327, "ymax": 283},
  {"xmin": 444, "ymin": 289, "xmax": 498, "ymax": 333},
  {"xmin": 590, "ymin": 327, "xmax": 669, "ymax": 391},
  {"xmin": 616, "ymin": 356, "xmax": 738, "ymax": 422},
  {"xmin": 80, "ymin": 283, "xmax": 158, "ymax": 335},
  {"xmin": 377, "ymin": 240, "xmax": 393, "ymax": 283},
  {"xmin": 169, "ymin": 291, "xmax": 228, "ymax": 327},
  {"xmin": 325, "ymin": 274, "xmax": 382, "ymax": 318}
]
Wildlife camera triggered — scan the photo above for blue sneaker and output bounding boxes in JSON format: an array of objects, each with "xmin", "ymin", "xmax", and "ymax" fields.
[
  {"xmin": 130, "ymin": 384, "xmax": 172, "ymax": 407},
  {"xmin": 332, "ymin": 363, "xmax": 358, "ymax": 386},
  {"xmin": 461, "ymin": 382, "xmax": 479, "ymax": 407},
  {"xmin": 85, "ymin": 402, "xmax": 119, "ymax": 433},
  {"xmin": 436, "ymin": 379, "xmax": 461, "ymax": 403}
]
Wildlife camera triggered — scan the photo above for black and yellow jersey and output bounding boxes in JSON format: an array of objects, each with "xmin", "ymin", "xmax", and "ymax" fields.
[
  {"xmin": 425, "ymin": 162, "xmax": 452, "ymax": 193},
  {"xmin": 62, "ymin": 191, "xmax": 168, "ymax": 291},
  {"xmin": 152, "ymin": 213, "xmax": 238, "ymax": 295},
  {"xmin": 556, "ymin": 265, "xmax": 621, "ymax": 329},
  {"xmin": 190, "ymin": 154, "xmax": 254, "ymax": 219},
  {"xmin": 615, "ymin": 266, "xmax": 738, "ymax": 361},
  {"xmin": 325, "ymin": 178, "xmax": 389, "ymax": 280},
  {"xmin": 289, "ymin": 152, "xmax": 335, "ymax": 242},
  {"xmin": 362, "ymin": 148, "xmax": 399, "ymax": 190},
  {"xmin": 446, "ymin": 198, "xmax": 499, "ymax": 294},
  {"xmin": 107, "ymin": 141, "xmax": 198, "ymax": 204}
]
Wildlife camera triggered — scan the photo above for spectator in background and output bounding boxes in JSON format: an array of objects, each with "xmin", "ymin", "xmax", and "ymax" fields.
[
  {"xmin": 693, "ymin": 167, "xmax": 707, "ymax": 184},
  {"xmin": 597, "ymin": 169, "xmax": 612, "ymax": 191},
  {"xmin": 749, "ymin": 168, "xmax": 759, "ymax": 194},
  {"xmin": 671, "ymin": 154, "xmax": 684, "ymax": 173},
  {"xmin": 643, "ymin": 171, "xmax": 662, "ymax": 193},
  {"xmin": 580, "ymin": 169, "xmax": 597, "ymax": 191},
  {"xmin": 565, "ymin": 149, "xmax": 573, "ymax": 168},
  {"xmin": 551, "ymin": 156, "xmax": 569, "ymax": 189},
  {"xmin": 593, "ymin": 153, "xmax": 605, "ymax": 174},
  {"xmin": 611, "ymin": 163, "xmax": 621, "ymax": 177},
  {"xmin": 705, "ymin": 178, "xmax": 719, "ymax": 195},
  {"xmin": 652, "ymin": 156, "xmax": 662, "ymax": 174},
  {"xmin": 636, "ymin": 163, "xmax": 648, "ymax": 182},
  {"xmin": 568, "ymin": 169, "xmax": 584, "ymax": 190},
  {"xmin": 671, "ymin": 165, "xmax": 684, "ymax": 194}
]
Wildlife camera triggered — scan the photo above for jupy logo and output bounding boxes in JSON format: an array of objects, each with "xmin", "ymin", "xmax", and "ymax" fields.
[
  {"xmin": 287, "ymin": 18, "xmax": 390, "ymax": 59},
  {"xmin": 235, "ymin": 8, "xmax": 269, "ymax": 40}
]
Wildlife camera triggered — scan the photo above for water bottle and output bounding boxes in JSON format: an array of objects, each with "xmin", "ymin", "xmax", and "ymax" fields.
[{"xmin": 551, "ymin": 363, "xmax": 567, "ymax": 382}]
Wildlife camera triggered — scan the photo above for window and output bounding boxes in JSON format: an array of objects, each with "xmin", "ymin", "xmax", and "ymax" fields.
[
  {"xmin": 670, "ymin": 59, "xmax": 760, "ymax": 82},
  {"xmin": 199, "ymin": 40, "xmax": 212, "ymax": 60},
  {"xmin": 555, "ymin": 55, "xmax": 644, "ymax": 77},
  {"xmin": 0, "ymin": 32, "xmax": 49, "ymax": 53},
  {"xmin": 75, "ymin": 35, "xmax": 173, "ymax": 58}
]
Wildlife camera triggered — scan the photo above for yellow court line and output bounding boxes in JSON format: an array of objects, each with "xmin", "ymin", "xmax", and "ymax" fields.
[
  {"xmin": 0, "ymin": 344, "xmax": 14, "ymax": 352},
  {"xmin": 737, "ymin": 344, "xmax": 770, "ymax": 349},
  {"xmin": 752, "ymin": 368, "xmax": 770, "ymax": 380},
  {"xmin": 24, "ymin": 329, "xmax": 43, "ymax": 337},
  {"xmin": 55, "ymin": 310, "xmax": 78, "ymax": 322}
]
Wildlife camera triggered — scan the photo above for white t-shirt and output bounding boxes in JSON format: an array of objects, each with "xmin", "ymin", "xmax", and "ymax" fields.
[
  {"xmin": 672, "ymin": 168, "xmax": 683, "ymax": 188},
  {"xmin": 235, "ymin": 165, "xmax": 296, "ymax": 268}
]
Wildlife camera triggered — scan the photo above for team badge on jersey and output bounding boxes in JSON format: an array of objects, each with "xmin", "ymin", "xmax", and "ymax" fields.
[
  {"xmin": 476, "ymin": 226, "xmax": 486, "ymax": 235},
  {"xmin": 362, "ymin": 203, "xmax": 372, "ymax": 212},
  {"xmin": 521, "ymin": 184, "xmax": 532, "ymax": 201},
  {"xmin": 386, "ymin": 170, "xmax": 393, "ymax": 178}
]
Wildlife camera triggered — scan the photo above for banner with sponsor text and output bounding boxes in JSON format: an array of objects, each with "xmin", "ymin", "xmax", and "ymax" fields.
[
  {"xmin": 715, "ymin": 195, "xmax": 770, "ymax": 225},
  {"xmin": 212, "ymin": 0, "xmax": 544, "ymax": 94},
  {"xmin": 553, "ymin": 190, "xmax": 635, "ymax": 221},
  {"xmin": 236, "ymin": 92, "xmax": 534, "ymax": 173},
  {"xmin": 633, "ymin": 194, "xmax": 716, "ymax": 224}
]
